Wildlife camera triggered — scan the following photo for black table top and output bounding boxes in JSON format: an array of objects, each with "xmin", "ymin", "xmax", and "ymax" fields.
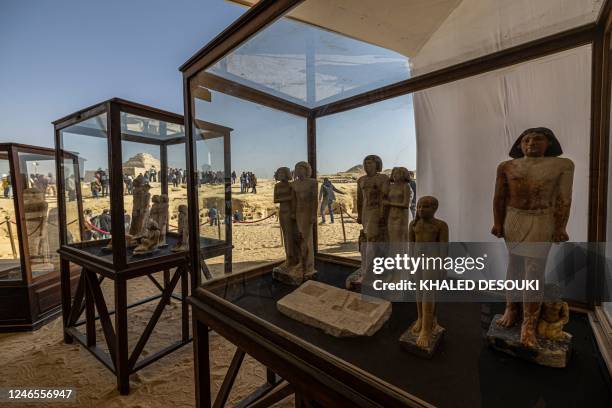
[{"xmin": 209, "ymin": 260, "xmax": 612, "ymax": 408}]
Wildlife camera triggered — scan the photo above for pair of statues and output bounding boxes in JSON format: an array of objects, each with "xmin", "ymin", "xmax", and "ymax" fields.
[
  {"xmin": 105, "ymin": 174, "xmax": 170, "ymax": 256},
  {"xmin": 273, "ymin": 162, "xmax": 317, "ymax": 285}
]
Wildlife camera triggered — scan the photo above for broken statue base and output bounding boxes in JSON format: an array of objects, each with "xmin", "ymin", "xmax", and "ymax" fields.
[
  {"xmin": 272, "ymin": 265, "xmax": 317, "ymax": 286},
  {"xmin": 277, "ymin": 280, "xmax": 391, "ymax": 337},
  {"xmin": 486, "ymin": 314, "xmax": 572, "ymax": 368},
  {"xmin": 399, "ymin": 322, "xmax": 445, "ymax": 359}
]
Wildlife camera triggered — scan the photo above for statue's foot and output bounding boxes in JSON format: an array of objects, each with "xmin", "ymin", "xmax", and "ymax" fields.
[
  {"xmin": 411, "ymin": 319, "xmax": 422, "ymax": 334},
  {"xmin": 520, "ymin": 326, "xmax": 538, "ymax": 349},
  {"xmin": 496, "ymin": 307, "xmax": 518, "ymax": 328},
  {"xmin": 416, "ymin": 330, "xmax": 430, "ymax": 349}
]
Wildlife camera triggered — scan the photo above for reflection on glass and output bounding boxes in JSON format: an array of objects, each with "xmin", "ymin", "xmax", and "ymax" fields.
[
  {"xmin": 60, "ymin": 113, "xmax": 109, "ymax": 245},
  {"xmin": 17, "ymin": 151, "xmax": 59, "ymax": 278},
  {"xmin": 192, "ymin": 88, "xmax": 307, "ymax": 276},
  {"xmin": 316, "ymin": 94, "xmax": 416, "ymax": 260},
  {"xmin": 0, "ymin": 153, "xmax": 20, "ymax": 281},
  {"xmin": 194, "ymin": 128, "xmax": 227, "ymax": 244},
  {"xmin": 166, "ymin": 143, "xmax": 187, "ymax": 234}
]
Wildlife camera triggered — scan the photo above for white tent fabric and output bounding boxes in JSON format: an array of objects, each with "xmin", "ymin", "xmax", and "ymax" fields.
[{"xmin": 413, "ymin": 45, "xmax": 591, "ymax": 242}]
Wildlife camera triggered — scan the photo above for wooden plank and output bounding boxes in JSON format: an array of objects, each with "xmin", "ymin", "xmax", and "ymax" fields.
[
  {"xmin": 193, "ymin": 318, "xmax": 211, "ymax": 408},
  {"xmin": 212, "ymin": 348, "xmax": 246, "ymax": 408}
]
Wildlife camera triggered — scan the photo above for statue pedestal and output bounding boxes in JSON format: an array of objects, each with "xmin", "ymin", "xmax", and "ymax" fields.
[
  {"xmin": 486, "ymin": 314, "xmax": 572, "ymax": 368},
  {"xmin": 272, "ymin": 265, "xmax": 316, "ymax": 286},
  {"xmin": 277, "ymin": 280, "xmax": 391, "ymax": 337},
  {"xmin": 399, "ymin": 323, "xmax": 445, "ymax": 359}
]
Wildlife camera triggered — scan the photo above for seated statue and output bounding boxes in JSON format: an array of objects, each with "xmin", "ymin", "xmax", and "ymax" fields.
[{"xmin": 133, "ymin": 219, "xmax": 160, "ymax": 255}]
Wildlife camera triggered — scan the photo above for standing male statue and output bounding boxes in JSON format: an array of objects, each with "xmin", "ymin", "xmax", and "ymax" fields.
[
  {"xmin": 346, "ymin": 155, "xmax": 389, "ymax": 290},
  {"xmin": 492, "ymin": 127, "xmax": 574, "ymax": 348}
]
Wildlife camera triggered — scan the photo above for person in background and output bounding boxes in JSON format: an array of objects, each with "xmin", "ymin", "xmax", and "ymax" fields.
[
  {"xmin": 231, "ymin": 170, "xmax": 236, "ymax": 184},
  {"xmin": 209, "ymin": 206, "xmax": 218, "ymax": 226},
  {"xmin": 233, "ymin": 210, "xmax": 243, "ymax": 222},
  {"xmin": 66, "ymin": 175, "xmax": 76, "ymax": 201},
  {"xmin": 100, "ymin": 170, "xmax": 109, "ymax": 197},
  {"xmin": 318, "ymin": 177, "xmax": 344, "ymax": 224},
  {"xmin": 47, "ymin": 172, "xmax": 56, "ymax": 197},
  {"xmin": 99, "ymin": 209, "xmax": 112, "ymax": 237},
  {"xmin": 83, "ymin": 209, "xmax": 94, "ymax": 240},
  {"xmin": 90, "ymin": 178, "xmax": 101, "ymax": 199},
  {"xmin": 251, "ymin": 173, "xmax": 257, "ymax": 194},
  {"xmin": 2, "ymin": 175, "xmax": 10, "ymax": 198},
  {"xmin": 408, "ymin": 171, "xmax": 417, "ymax": 219},
  {"xmin": 240, "ymin": 172, "xmax": 246, "ymax": 193}
]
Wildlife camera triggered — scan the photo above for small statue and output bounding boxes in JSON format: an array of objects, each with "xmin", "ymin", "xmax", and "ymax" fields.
[
  {"xmin": 346, "ymin": 155, "xmax": 389, "ymax": 290},
  {"xmin": 406, "ymin": 196, "xmax": 448, "ymax": 352},
  {"xmin": 172, "ymin": 204, "xmax": 189, "ymax": 252},
  {"xmin": 275, "ymin": 162, "xmax": 317, "ymax": 285},
  {"xmin": 24, "ymin": 188, "xmax": 50, "ymax": 266},
  {"xmin": 384, "ymin": 167, "xmax": 412, "ymax": 244},
  {"xmin": 492, "ymin": 128, "xmax": 574, "ymax": 348},
  {"xmin": 129, "ymin": 174, "xmax": 151, "ymax": 237},
  {"xmin": 149, "ymin": 194, "xmax": 169, "ymax": 246},
  {"xmin": 273, "ymin": 167, "xmax": 298, "ymax": 269},
  {"xmin": 133, "ymin": 219, "xmax": 160, "ymax": 255},
  {"xmin": 538, "ymin": 286, "xmax": 571, "ymax": 341}
]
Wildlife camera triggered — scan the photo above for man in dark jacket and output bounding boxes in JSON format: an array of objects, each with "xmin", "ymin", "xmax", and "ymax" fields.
[{"xmin": 318, "ymin": 177, "xmax": 344, "ymax": 224}]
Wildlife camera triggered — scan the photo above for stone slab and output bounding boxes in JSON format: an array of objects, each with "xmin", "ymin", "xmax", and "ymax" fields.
[
  {"xmin": 272, "ymin": 266, "xmax": 317, "ymax": 286},
  {"xmin": 486, "ymin": 314, "xmax": 572, "ymax": 368},
  {"xmin": 277, "ymin": 280, "xmax": 391, "ymax": 337},
  {"xmin": 399, "ymin": 323, "xmax": 445, "ymax": 359}
]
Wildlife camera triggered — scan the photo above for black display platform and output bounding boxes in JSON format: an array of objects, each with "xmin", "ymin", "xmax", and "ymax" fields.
[
  {"xmin": 212, "ymin": 260, "xmax": 612, "ymax": 408},
  {"xmin": 76, "ymin": 235, "xmax": 225, "ymax": 263}
]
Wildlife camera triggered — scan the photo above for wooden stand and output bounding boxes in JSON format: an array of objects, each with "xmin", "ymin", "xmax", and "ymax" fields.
[{"xmin": 59, "ymin": 250, "xmax": 190, "ymax": 395}]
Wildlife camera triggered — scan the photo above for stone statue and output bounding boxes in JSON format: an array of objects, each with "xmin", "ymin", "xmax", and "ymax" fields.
[
  {"xmin": 129, "ymin": 174, "xmax": 151, "ymax": 237},
  {"xmin": 491, "ymin": 128, "xmax": 574, "ymax": 349},
  {"xmin": 384, "ymin": 167, "xmax": 412, "ymax": 244},
  {"xmin": 400, "ymin": 196, "xmax": 448, "ymax": 356},
  {"xmin": 172, "ymin": 204, "xmax": 189, "ymax": 252},
  {"xmin": 23, "ymin": 188, "xmax": 50, "ymax": 267},
  {"xmin": 273, "ymin": 167, "xmax": 298, "ymax": 269},
  {"xmin": 346, "ymin": 155, "xmax": 389, "ymax": 290},
  {"xmin": 274, "ymin": 162, "xmax": 317, "ymax": 285},
  {"xmin": 149, "ymin": 194, "xmax": 169, "ymax": 246},
  {"xmin": 133, "ymin": 219, "xmax": 160, "ymax": 255},
  {"xmin": 538, "ymin": 285, "xmax": 570, "ymax": 341}
]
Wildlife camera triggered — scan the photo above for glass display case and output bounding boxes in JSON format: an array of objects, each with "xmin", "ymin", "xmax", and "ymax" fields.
[
  {"xmin": 52, "ymin": 98, "xmax": 232, "ymax": 394},
  {"xmin": 183, "ymin": 1, "xmax": 612, "ymax": 407},
  {"xmin": 0, "ymin": 143, "xmax": 77, "ymax": 331}
]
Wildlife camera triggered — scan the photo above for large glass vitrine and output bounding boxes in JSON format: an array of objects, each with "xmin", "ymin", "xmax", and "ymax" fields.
[
  {"xmin": 0, "ymin": 143, "xmax": 76, "ymax": 331},
  {"xmin": 183, "ymin": 1, "xmax": 612, "ymax": 407}
]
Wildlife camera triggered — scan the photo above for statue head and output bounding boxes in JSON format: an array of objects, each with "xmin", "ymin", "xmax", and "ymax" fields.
[
  {"xmin": 161, "ymin": 194, "xmax": 169, "ymax": 203},
  {"xmin": 178, "ymin": 204, "xmax": 187, "ymax": 214},
  {"xmin": 363, "ymin": 155, "xmax": 382, "ymax": 176},
  {"xmin": 509, "ymin": 127, "xmax": 563, "ymax": 158},
  {"xmin": 294, "ymin": 161, "xmax": 312, "ymax": 179},
  {"xmin": 152, "ymin": 195, "xmax": 160, "ymax": 204},
  {"xmin": 390, "ymin": 167, "xmax": 410, "ymax": 183},
  {"xmin": 274, "ymin": 167, "xmax": 292, "ymax": 182},
  {"xmin": 416, "ymin": 196, "xmax": 438, "ymax": 221}
]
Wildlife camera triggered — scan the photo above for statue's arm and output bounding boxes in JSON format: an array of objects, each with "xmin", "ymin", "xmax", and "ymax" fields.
[
  {"xmin": 408, "ymin": 221, "xmax": 416, "ymax": 257},
  {"xmin": 356, "ymin": 180, "xmax": 363, "ymax": 224},
  {"xmin": 311, "ymin": 182, "xmax": 318, "ymax": 221},
  {"xmin": 560, "ymin": 302, "xmax": 570, "ymax": 325},
  {"xmin": 290, "ymin": 185, "xmax": 297, "ymax": 220},
  {"xmin": 492, "ymin": 162, "xmax": 507, "ymax": 238},
  {"xmin": 553, "ymin": 159, "xmax": 574, "ymax": 242},
  {"xmin": 439, "ymin": 220, "xmax": 449, "ymax": 258}
]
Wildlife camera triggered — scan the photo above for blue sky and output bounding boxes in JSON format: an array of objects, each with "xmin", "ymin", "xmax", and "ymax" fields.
[{"xmin": 1, "ymin": 0, "xmax": 416, "ymax": 179}]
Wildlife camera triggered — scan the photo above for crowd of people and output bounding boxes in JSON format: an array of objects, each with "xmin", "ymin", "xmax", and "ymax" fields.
[
  {"xmin": 168, "ymin": 167, "xmax": 186, "ymax": 187},
  {"xmin": 237, "ymin": 171, "xmax": 257, "ymax": 194}
]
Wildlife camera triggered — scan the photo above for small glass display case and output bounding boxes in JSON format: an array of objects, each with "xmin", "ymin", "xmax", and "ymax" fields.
[
  {"xmin": 54, "ymin": 98, "xmax": 193, "ymax": 270},
  {"xmin": 0, "ymin": 143, "xmax": 73, "ymax": 331}
]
